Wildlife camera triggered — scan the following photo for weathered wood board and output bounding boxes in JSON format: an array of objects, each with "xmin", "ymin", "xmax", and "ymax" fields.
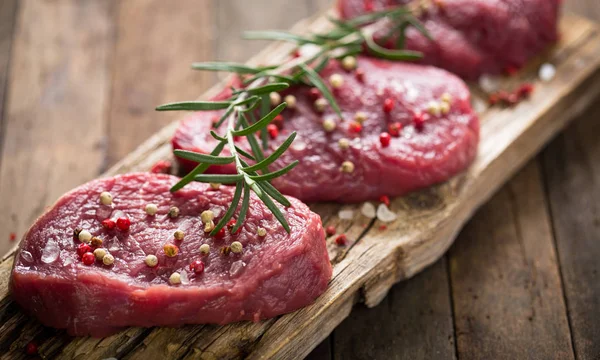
[{"xmin": 1, "ymin": 9, "xmax": 600, "ymax": 360}]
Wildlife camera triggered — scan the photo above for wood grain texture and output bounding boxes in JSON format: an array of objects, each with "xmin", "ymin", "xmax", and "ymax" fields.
[
  {"xmin": 5, "ymin": 13, "xmax": 592, "ymax": 360},
  {"xmin": 565, "ymin": 0, "xmax": 600, "ymax": 23},
  {"xmin": 0, "ymin": 5, "xmax": 600, "ymax": 360},
  {"xmin": 214, "ymin": 0, "xmax": 326, "ymax": 63},
  {"xmin": 450, "ymin": 161, "xmax": 573, "ymax": 360},
  {"xmin": 0, "ymin": 0, "xmax": 18, "ymax": 166},
  {"xmin": 332, "ymin": 258, "xmax": 455, "ymax": 360},
  {"xmin": 105, "ymin": 0, "xmax": 214, "ymax": 168},
  {"xmin": 305, "ymin": 337, "xmax": 332, "ymax": 360},
  {"xmin": 0, "ymin": 0, "xmax": 116, "ymax": 354},
  {"xmin": 0, "ymin": 0, "xmax": 116, "ymax": 255},
  {"xmin": 542, "ymin": 102, "xmax": 600, "ymax": 360}
]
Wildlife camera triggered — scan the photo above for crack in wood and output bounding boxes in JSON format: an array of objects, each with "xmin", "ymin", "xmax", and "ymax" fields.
[{"xmin": 333, "ymin": 218, "xmax": 376, "ymax": 264}]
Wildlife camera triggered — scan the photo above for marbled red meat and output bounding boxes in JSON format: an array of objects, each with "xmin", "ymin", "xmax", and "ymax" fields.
[
  {"xmin": 337, "ymin": 0, "xmax": 561, "ymax": 79},
  {"xmin": 173, "ymin": 56, "xmax": 479, "ymax": 202},
  {"xmin": 11, "ymin": 173, "xmax": 330, "ymax": 337}
]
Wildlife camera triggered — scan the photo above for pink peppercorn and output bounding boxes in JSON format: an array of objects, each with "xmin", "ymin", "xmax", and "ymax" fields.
[
  {"xmin": 379, "ymin": 132, "xmax": 391, "ymax": 147},
  {"xmin": 325, "ymin": 226, "xmax": 337, "ymax": 236},
  {"xmin": 189, "ymin": 260, "xmax": 205, "ymax": 274},
  {"xmin": 383, "ymin": 98, "xmax": 395, "ymax": 113},
  {"xmin": 77, "ymin": 243, "xmax": 92, "ymax": 258},
  {"xmin": 116, "ymin": 217, "xmax": 131, "ymax": 231},
  {"xmin": 335, "ymin": 234, "xmax": 347, "ymax": 246},
  {"xmin": 82, "ymin": 252, "xmax": 95, "ymax": 265},
  {"xmin": 102, "ymin": 219, "xmax": 116, "ymax": 230}
]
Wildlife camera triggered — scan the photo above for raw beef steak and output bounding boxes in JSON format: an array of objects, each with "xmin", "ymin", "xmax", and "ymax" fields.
[
  {"xmin": 173, "ymin": 56, "xmax": 479, "ymax": 203},
  {"xmin": 11, "ymin": 173, "xmax": 331, "ymax": 337},
  {"xmin": 337, "ymin": 0, "xmax": 561, "ymax": 79}
]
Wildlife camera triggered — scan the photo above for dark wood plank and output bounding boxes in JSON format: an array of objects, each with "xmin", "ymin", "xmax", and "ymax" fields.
[
  {"xmin": 0, "ymin": 0, "xmax": 19, "ymax": 253},
  {"xmin": 565, "ymin": 0, "xmax": 600, "ymax": 23},
  {"xmin": 332, "ymin": 258, "xmax": 455, "ymax": 360},
  {"xmin": 542, "ymin": 101, "xmax": 600, "ymax": 360},
  {"xmin": 544, "ymin": 2, "xmax": 600, "ymax": 359},
  {"xmin": 0, "ymin": 0, "xmax": 19, "ymax": 125},
  {"xmin": 305, "ymin": 338, "xmax": 332, "ymax": 360},
  {"xmin": 105, "ymin": 0, "xmax": 215, "ymax": 168},
  {"xmin": 0, "ymin": 0, "xmax": 116, "ymax": 259},
  {"xmin": 214, "ymin": 0, "xmax": 327, "ymax": 63},
  {"xmin": 450, "ymin": 161, "xmax": 573, "ymax": 360},
  {"xmin": 0, "ymin": 0, "xmax": 117, "ymax": 355}
]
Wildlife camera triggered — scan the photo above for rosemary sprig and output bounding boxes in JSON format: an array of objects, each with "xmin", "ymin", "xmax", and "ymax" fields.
[
  {"xmin": 157, "ymin": 7, "xmax": 429, "ymax": 233},
  {"xmin": 161, "ymin": 92, "xmax": 295, "ymax": 234}
]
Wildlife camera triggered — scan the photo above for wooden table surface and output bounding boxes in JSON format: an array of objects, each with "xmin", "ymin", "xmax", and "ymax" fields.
[{"xmin": 0, "ymin": 1, "xmax": 599, "ymax": 359}]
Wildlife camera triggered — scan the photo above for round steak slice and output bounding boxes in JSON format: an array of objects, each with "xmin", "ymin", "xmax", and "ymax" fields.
[
  {"xmin": 11, "ymin": 173, "xmax": 331, "ymax": 337},
  {"xmin": 173, "ymin": 56, "xmax": 479, "ymax": 203},
  {"xmin": 337, "ymin": 0, "xmax": 561, "ymax": 79}
]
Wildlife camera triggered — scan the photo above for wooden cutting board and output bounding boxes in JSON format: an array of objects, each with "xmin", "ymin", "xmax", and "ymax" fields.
[{"xmin": 1, "ymin": 10, "xmax": 600, "ymax": 360}]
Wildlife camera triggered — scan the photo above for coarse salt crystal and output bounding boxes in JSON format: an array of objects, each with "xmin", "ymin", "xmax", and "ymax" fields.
[
  {"xmin": 478, "ymin": 74, "xmax": 500, "ymax": 93},
  {"xmin": 539, "ymin": 63, "xmax": 556, "ymax": 82},
  {"xmin": 338, "ymin": 209, "xmax": 354, "ymax": 220},
  {"xmin": 230, "ymin": 260, "xmax": 246, "ymax": 278},
  {"xmin": 111, "ymin": 210, "xmax": 126, "ymax": 220},
  {"xmin": 472, "ymin": 98, "xmax": 487, "ymax": 114},
  {"xmin": 376, "ymin": 204, "xmax": 398, "ymax": 223},
  {"xmin": 211, "ymin": 208, "xmax": 222, "ymax": 218},
  {"xmin": 95, "ymin": 205, "xmax": 113, "ymax": 221},
  {"xmin": 361, "ymin": 202, "xmax": 376, "ymax": 218},
  {"xmin": 41, "ymin": 239, "xmax": 60, "ymax": 264},
  {"xmin": 108, "ymin": 236, "xmax": 122, "ymax": 252},
  {"xmin": 299, "ymin": 44, "xmax": 321, "ymax": 58},
  {"xmin": 180, "ymin": 270, "xmax": 190, "ymax": 285},
  {"xmin": 292, "ymin": 141, "xmax": 307, "ymax": 151}
]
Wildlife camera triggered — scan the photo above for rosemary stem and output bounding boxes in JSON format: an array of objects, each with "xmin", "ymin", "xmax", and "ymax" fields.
[
  {"xmin": 252, "ymin": 16, "xmax": 391, "ymax": 80},
  {"xmin": 226, "ymin": 100, "xmax": 247, "ymax": 173},
  {"xmin": 225, "ymin": 93, "xmax": 262, "ymax": 197}
]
